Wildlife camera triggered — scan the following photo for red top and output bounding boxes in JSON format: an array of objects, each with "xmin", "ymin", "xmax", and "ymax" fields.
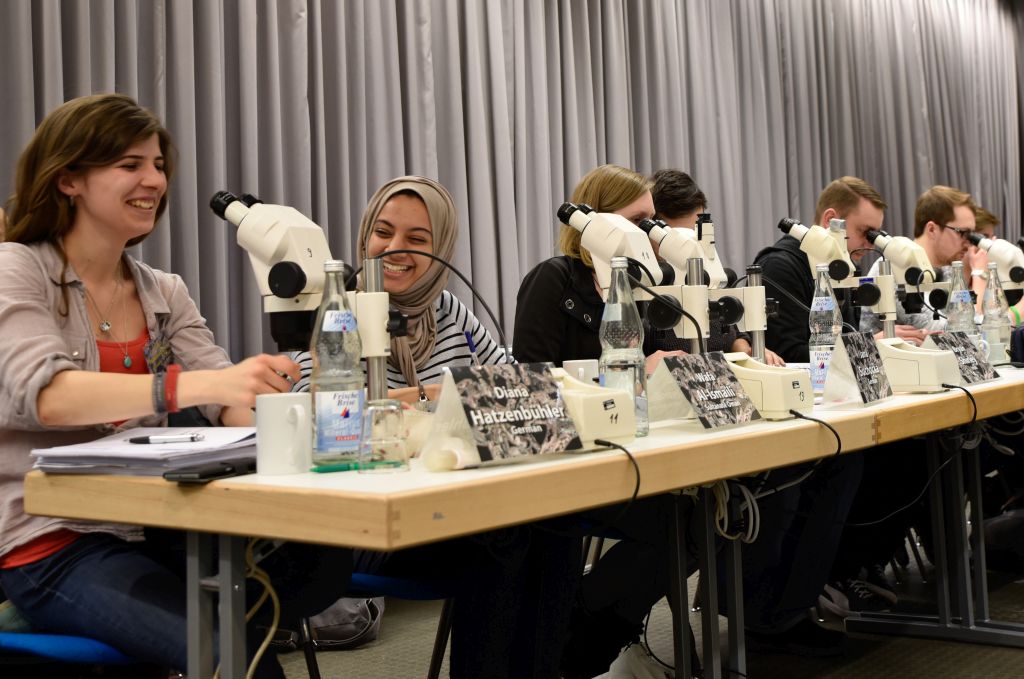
[{"xmin": 0, "ymin": 328, "xmax": 151, "ymax": 569}]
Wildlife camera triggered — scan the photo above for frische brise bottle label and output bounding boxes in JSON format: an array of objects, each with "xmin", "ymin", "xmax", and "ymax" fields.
[
  {"xmin": 810, "ymin": 296, "xmax": 835, "ymax": 312},
  {"xmin": 315, "ymin": 388, "xmax": 364, "ymax": 455},
  {"xmin": 322, "ymin": 309, "xmax": 357, "ymax": 332}
]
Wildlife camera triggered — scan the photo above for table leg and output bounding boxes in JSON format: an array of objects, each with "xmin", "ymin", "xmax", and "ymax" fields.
[
  {"xmin": 186, "ymin": 531, "xmax": 215, "ymax": 678},
  {"xmin": 670, "ymin": 491, "xmax": 694, "ymax": 679},
  {"xmin": 698, "ymin": 489, "xmax": 722, "ymax": 678},
  {"xmin": 219, "ymin": 535, "xmax": 247, "ymax": 679},
  {"xmin": 846, "ymin": 429, "xmax": 1024, "ymax": 646}
]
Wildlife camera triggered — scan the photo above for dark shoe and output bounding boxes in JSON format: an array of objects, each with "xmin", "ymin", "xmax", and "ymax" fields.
[
  {"xmin": 863, "ymin": 564, "xmax": 899, "ymax": 605},
  {"xmin": 746, "ymin": 619, "xmax": 845, "ymax": 657},
  {"xmin": 818, "ymin": 578, "xmax": 891, "ymax": 618},
  {"xmin": 560, "ymin": 603, "xmax": 643, "ymax": 679}
]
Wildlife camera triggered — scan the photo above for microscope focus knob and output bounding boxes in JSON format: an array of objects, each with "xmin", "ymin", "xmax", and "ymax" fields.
[
  {"xmin": 268, "ymin": 261, "xmax": 307, "ymax": 298},
  {"xmin": 1010, "ymin": 266, "xmax": 1024, "ymax": 284}
]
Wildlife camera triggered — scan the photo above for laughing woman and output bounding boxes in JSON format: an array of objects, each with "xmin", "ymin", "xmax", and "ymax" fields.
[
  {"xmin": 293, "ymin": 176, "xmax": 509, "ymax": 403},
  {"xmin": 0, "ymin": 94, "xmax": 349, "ymax": 678}
]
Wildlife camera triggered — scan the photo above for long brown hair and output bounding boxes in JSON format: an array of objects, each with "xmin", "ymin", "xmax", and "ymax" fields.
[
  {"xmin": 5, "ymin": 93, "xmax": 176, "ymax": 248},
  {"xmin": 4, "ymin": 94, "xmax": 176, "ymax": 314},
  {"xmin": 558, "ymin": 164, "xmax": 652, "ymax": 269}
]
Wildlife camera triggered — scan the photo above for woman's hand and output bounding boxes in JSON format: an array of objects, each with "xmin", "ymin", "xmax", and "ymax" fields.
[
  {"xmin": 645, "ymin": 349, "xmax": 685, "ymax": 376},
  {"xmin": 182, "ymin": 354, "xmax": 299, "ymax": 410},
  {"xmin": 762, "ymin": 349, "xmax": 786, "ymax": 367},
  {"xmin": 389, "ymin": 383, "xmax": 442, "ymax": 405}
]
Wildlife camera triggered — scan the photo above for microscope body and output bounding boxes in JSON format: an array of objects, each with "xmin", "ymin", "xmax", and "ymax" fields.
[
  {"xmin": 213, "ymin": 193, "xmax": 393, "ymax": 396},
  {"xmin": 972, "ymin": 236, "xmax": 1024, "ymax": 291}
]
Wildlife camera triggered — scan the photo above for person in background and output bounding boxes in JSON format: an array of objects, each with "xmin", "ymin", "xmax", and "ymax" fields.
[
  {"xmin": 860, "ymin": 185, "xmax": 977, "ymax": 335},
  {"xmin": 650, "ymin": 168, "xmax": 785, "ymax": 365},
  {"xmin": 830, "ymin": 186, "xmax": 978, "ymax": 622},
  {"xmin": 515, "ymin": 164, "xmax": 691, "ymax": 678},
  {"xmin": 0, "ymin": 93, "xmax": 350, "ymax": 678},
  {"xmin": 970, "ymin": 206, "xmax": 1024, "ymax": 330},
  {"xmin": 292, "ymin": 176, "xmax": 508, "ymax": 404},
  {"xmin": 739, "ymin": 177, "xmax": 890, "ymax": 654},
  {"xmin": 296, "ymin": 176, "xmax": 577, "ymax": 679}
]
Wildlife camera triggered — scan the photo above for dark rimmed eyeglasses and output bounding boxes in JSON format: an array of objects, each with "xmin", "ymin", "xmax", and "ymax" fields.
[{"xmin": 939, "ymin": 224, "xmax": 973, "ymax": 239}]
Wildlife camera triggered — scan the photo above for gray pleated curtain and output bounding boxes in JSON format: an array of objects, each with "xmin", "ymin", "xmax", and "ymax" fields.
[{"xmin": 1, "ymin": 0, "xmax": 1020, "ymax": 360}]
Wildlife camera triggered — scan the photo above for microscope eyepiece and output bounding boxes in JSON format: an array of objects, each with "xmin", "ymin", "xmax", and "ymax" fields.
[
  {"xmin": 966, "ymin": 232, "xmax": 984, "ymax": 246},
  {"xmin": 777, "ymin": 217, "xmax": 800, "ymax": 233},
  {"xmin": 636, "ymin": 218, "xmax": 659, "ymax": 235},
  {"xmin": 556, "ymin": 202, "xmax": 578, "ymax": 225},
  {"xmin": 210, "ymin": 191, "xmax": 239, "ymax": 219},
  {"xmin": 239, "ymin": 194, "xmax": 263, "ymax": 207}
]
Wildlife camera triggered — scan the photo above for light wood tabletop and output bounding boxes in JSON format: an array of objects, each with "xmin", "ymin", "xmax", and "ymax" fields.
[{"xmin": 24, "ymin": 369, "xmax": 1024, "ymax": 551}]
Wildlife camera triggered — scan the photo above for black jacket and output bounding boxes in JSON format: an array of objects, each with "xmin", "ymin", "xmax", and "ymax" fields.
[
  {"xmin": 513, "ymin": 256, "xmax": 604, "ymax": 365},
  {"xmin": 754, "ymin": 235, "xmax": 858, "ymax": 363}
]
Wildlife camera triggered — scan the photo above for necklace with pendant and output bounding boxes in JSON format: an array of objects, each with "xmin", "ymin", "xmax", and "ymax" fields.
[{"xmin": 83, "ymin": 276, "xmax": 133, "ymax": 369}]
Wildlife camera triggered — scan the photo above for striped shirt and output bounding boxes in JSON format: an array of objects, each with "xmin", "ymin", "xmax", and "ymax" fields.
[{"xmin": 292, "ymin": 290, "xmax": 508, "ymax": 391}]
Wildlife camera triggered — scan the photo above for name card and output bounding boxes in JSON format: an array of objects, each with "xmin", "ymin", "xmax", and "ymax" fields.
[
  {"xmin": 822, "ymin": 332, "xmax": 893, "ymax": 407},
  {"xmin": 926, "ymin": 332, "xmax": 999, "ymax": 384},
  {"xmin": 659, "ymin": 352, "xmax": 761, "ymax": 429},
  {"xmin": 421, "ymin": 363, "xmax": 582, "ymax": 470}
]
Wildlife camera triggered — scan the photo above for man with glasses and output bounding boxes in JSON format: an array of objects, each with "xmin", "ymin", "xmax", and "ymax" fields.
[{"xmin": 860, "ymin": 185, "xmax": 978, "ymax": 336}]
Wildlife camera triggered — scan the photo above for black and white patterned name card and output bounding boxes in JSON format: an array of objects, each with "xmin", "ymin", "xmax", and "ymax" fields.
[
  {"xmin": 662, "ymin": 352, "xmax": 761, "ymax": 429},
  {"xmin": 427, "ymin": 363, "xmax": 582, "ymax": 465},
  {"xmin": 823, "ymin": 332, "xmax": 893, "ymax": 406},
  {"xmin": 926, "ymin": 332, "xmax": 998, "ymax": 384}
]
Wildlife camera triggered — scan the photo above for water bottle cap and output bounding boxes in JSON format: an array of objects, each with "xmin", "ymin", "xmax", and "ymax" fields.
[
  {"xmin": 324, "ymin": 259, "xmax": 345, "ymax": 272},
  {"xmin": 611, "ymin": 256, "xmax": 628, "ymax": 267},
  {"xmin": 815, "ymin": 263, "xmax": 829, "ymax": 271}
]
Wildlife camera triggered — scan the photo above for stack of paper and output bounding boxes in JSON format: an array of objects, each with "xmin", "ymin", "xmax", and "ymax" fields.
[{"xmin": 32, "ymin": 427, "xmax": 256, "ymax": 475}]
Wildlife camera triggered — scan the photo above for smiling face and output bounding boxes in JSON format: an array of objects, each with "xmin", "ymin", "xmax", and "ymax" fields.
[
  {"xmin": 366, "ymin": 193, "xmax": 435, "ymax": 294},
  {"xmin": 59, "ymin": 134, "xmax": 167, "ymax": 244}
]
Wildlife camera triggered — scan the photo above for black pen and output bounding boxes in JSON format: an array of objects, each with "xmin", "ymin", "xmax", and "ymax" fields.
[{"xmin": 129, "ymin": 433, "xmax": 205, "ymax": 444}]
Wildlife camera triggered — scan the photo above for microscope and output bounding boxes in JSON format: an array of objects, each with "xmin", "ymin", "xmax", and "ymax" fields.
[
  {"xmin": 210, "ymin": 191, "xmax": 396, "ymax": 400},
  {"xmin": 586, "ymin": 211, "xmax": 810, "ymax": 419},
  {"xmin": 967, "ymin": 233, "xmax": 1024, "ymax": 300}
]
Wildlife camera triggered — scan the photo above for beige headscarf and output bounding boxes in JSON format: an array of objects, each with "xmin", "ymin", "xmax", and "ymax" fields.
[{"xmin": 357, "ymin": 177, "xmax": 458, "ymax": 387}]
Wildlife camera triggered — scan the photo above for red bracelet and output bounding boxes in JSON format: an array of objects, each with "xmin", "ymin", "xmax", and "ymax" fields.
[{"xmin": 164, "ymin": 364, "xmax": 182, "ymax": 414}]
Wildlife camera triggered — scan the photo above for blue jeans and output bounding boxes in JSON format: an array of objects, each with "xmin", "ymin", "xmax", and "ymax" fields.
[{"xmin": 0, "ymin": 530, "xmax": 351, "ymax": 677}]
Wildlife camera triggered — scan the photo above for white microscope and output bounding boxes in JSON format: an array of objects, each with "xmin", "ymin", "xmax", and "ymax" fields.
[{"xmin": 210, "ymin": 191, "xmax": 396, "ymax": 400}]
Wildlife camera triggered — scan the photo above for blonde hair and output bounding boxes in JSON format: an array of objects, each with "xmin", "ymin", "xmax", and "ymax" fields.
[
  {"xmin": 814, "ymin": 176, "xmax": 887, "ymax": 225},
  {"xmin": 913, "ymin": 185, "xmax": 976, "ymax": 238},
  {"xmin": 558, "ymin": 164, "xmax": 653, "ymax": 268}
]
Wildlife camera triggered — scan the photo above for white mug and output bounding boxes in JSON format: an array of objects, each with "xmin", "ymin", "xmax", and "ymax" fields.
[
  {"xmin": 256, "ymin": 392, "xmax": 312, "ymax": 475},
  {"xmin": 562, "ymin": 359, "xmax": 600, "ymax": 384}
]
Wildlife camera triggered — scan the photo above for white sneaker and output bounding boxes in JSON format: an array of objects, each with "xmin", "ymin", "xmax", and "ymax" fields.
[{"xmin": 596, "ymin": 644, "xmax": 673, "ymax": 679}]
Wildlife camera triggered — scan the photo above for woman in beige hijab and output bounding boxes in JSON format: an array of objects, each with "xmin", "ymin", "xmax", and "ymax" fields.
[{"xmin": 294, "ymin": 176, "xmax": 507, "ymax": 402}]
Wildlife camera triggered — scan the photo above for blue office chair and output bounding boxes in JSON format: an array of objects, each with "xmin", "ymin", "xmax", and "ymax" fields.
[
  {"xmin": 0, "ymin": 630, "xmax": 134, "ymax": 664},
  {"xmin": 298, "ymin": 572, "xmax": 454, "ymax": 679}
]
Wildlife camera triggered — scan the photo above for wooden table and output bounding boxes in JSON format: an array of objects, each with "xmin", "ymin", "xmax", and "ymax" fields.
[{"xmin": 25, "ymin": 369, "xmax": 1024, "ymax": 677}]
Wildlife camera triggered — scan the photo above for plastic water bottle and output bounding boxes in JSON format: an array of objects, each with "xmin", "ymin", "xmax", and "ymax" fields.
[
  {"xmin": 599, "ymin": 257, "xmax": 649, "ymax": 437},
  {"xmin": 808, "ymin": 263, "xmax": 842, "ymax": 396},
  {"xmin": 944, "ymin": 261, "xmax": 976, "ymax": 335},
  {"xmin": 980, "ymin": 261, "xmax": 1011, "ymax": 360},
  {"xmin": 310, "ymin": 260, "xmax": 365, "ymax": 463}
]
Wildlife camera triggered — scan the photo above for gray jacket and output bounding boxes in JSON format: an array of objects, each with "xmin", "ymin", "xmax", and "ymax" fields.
[{"xmin": 0, "ymin": 241, "xmax": 232, "ymax": 557}]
